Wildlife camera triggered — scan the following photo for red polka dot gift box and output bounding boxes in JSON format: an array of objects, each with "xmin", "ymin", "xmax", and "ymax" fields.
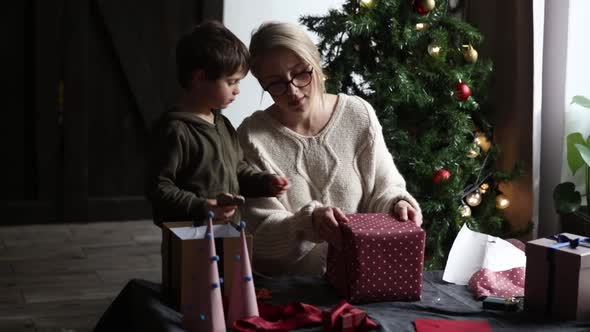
[{"xmin": 325, "ymin": 213, "xmax": 426, "ymax": 304}]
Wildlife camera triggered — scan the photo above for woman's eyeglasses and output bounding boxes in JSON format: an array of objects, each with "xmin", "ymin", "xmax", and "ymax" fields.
[{"xmin": 263, "ymin": 68, "xmax": 314, "ymax": 97}]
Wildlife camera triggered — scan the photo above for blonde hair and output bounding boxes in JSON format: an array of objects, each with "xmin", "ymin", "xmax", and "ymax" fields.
[{"xmin": 249, "ymin": 21, "xmax": 326, "ymax": 104}]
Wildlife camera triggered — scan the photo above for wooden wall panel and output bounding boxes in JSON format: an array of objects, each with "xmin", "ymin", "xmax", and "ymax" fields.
[{"xmin": 1, "ymin": 0, "xmax": 223, "ymax": 223}]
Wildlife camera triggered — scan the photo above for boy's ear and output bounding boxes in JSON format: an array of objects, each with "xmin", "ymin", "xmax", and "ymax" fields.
[
  {"xmin": 193, "ymin": 69, "xmax": 207, "ymax": 81},
  {"xmin": 188, "ymin": 69, "xmax": 207, "ymax": 88}
]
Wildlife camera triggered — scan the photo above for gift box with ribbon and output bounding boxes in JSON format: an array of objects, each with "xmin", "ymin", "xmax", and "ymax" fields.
[
  {"xmin": 524, "ymin": 233, "xmax": 590, "ymax": 320},
  {"xmin": 325, "ymin": 213, "xmax": 426, "ymax": 304}
]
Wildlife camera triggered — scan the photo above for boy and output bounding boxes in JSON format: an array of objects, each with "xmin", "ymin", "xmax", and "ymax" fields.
[{"xmin": 146, "ymin": 21, "xmax": 289, "ymax": 226}]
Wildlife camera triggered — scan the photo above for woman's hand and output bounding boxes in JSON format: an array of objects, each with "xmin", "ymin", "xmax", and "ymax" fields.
[
  {"xmin": 268, "ymin": 175, "xmax": 290, "ymax": 196},
  {"xmin": 391, "ymin": 200, "xmax": 423, "ymax": 227},
  {"xmin": 312, "ymin": 206, "xmax": 348, "ymax": 249}
]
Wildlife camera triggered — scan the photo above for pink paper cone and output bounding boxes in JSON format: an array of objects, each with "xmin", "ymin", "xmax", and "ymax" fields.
[
  {"xmin": 184, "ymin": 213, "xmax": 226, "ymax": 332},
  {"xmin": 227, "ymin": 221, "xmax": 259, "ymax": 326}
]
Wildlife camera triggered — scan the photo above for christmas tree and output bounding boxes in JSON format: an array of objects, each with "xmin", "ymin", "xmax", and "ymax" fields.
[{"xmin": 301, "ymin": 0, "xmax": 527, "ymax": 269}]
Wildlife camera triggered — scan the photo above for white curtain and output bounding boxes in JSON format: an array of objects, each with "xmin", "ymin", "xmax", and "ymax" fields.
[
  {"xmin": 537, "ymin": 0, "xmax": 566, "ymax": 237},
  {"xmin": 538, "ymin": 0, "xmax": 590, "ymax": 237},
  {"xmin": 532, "ymin": 0, "xmax": 545, "ymax": 238}
]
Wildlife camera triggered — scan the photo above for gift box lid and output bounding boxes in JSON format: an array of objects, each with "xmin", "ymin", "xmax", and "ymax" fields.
[
  {"xmin": 341, "ymin": 213, "xmax": 424, "ymax": 235},
  {"xmin": 170, "ymin": 223, "xmax": 241, "ymax": 239},
  {"xmin": 526, "ymin": 233, "xmax": 590, "ymax": 268}
]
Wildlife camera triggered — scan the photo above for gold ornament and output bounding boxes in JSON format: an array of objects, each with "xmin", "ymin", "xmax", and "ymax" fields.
[
  {"xmin": 415, "ymin": 23, "xmax": 429, "ymax": 31},
  {"xmin": 479, "ymin": 182, "xmax": 490, "ymax": 194},
  {"xmin": 474, "ymin": 135, "xmax": 491, "ymax": 152},
  {"xmin": 463, "ymin": 44, "xmax": 478, "ymax": 63},
  {"xmin": 466, "ymin": 192, "xmax": 482, "ymax": 207},
  {"xmin": 496, "ymin": 194, "xmax": 510, "ymax": 209},
  {"xmin": 422, "ymin": 0, "xmax": 436, "ymax": 11},
  {"xmin": 474, "ymin": 130, "xmax": 485, "ymax": 136},
  {"xmin": 427, "ymin": 43, "xmax": 441, "ymax": 57},
  {"xmin": 467, "ymin": 144, "xmax": 480, "ymax": 159},
  {"xmin": 459, "ymin": 205, "xmax": 472, "ymax": 217},
  {"xmin": 360, "ymin": 0, "xmax": 374, "ymax": 8}
]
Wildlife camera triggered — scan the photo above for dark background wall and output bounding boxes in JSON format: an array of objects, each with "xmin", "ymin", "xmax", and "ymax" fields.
[
  {"xmin": 4, "ymin": 0, "xmax": 534, "ymax": 230},
  {"xmin": 1, "ymin": 0, "xmax": 223, "ymax": 224},
  {"xmin": 464, "ymin": 0, "xmax": 534, "ymax": 235}
]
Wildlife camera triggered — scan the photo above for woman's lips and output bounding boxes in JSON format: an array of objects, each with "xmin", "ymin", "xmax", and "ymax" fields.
[{"xmin": 288, "ymin": 96, "xmax": 305, "ymax": 106}]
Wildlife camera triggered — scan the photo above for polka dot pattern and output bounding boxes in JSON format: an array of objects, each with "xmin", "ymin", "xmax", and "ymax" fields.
[
  {"xmin": 467, "ymin": 267, "xmax": 525, "ymax": 299},
  {"xmin": 326, "ymin": 213, "xmax": 426, "ymax": 304},
  {"xmin": 467, "ymin": 239, "xmax": 526, "ymax": 299}
]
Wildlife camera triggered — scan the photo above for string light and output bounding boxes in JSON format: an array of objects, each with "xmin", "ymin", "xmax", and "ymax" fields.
[
  {"xmin": 479, "ymin": 183, "xmax": 490, "ymax": 194},
  {"xmin": 458, "ymin": 150, "xmax": 512, "ymax": 213},
  {"xmin": 459, "ymin": 204, "xmax": 472, "ymax": 217},
  {"xmin": 496, "ymin": 194, "xmax": 510, "ymax": 209},
  {"xmin": 415, "ymin": 23, "xmax": 429, "ymax": 31},
  {"xmin": 466, "ymin": 191, "xmax": 482, "ymax": 207},
  {"xmin": 427, "ymin": 43, "xmax": 441, "ymax": 57}
]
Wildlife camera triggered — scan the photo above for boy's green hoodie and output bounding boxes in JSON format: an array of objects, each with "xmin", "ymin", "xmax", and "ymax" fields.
[{"xmin": 146, "ymin": 107, "xmax": 271, "ymax": 226}]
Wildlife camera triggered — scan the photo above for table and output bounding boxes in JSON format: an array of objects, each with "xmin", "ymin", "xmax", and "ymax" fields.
[{"xmin": 94, "ymin": 271, "xmax": 590, "ymax": 331}]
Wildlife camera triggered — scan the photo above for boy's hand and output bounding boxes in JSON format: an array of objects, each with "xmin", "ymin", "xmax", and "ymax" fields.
[
  {"xmin": 206, "ymin": 199, "xmax": 237, "ymax": 221},
  {"xmin": 268, "ymin": 175, "xmax": 290, "ymax": 196},
  {"xmin": 216, "ymin": 193, "xmax": 245, "ymax": 206}
]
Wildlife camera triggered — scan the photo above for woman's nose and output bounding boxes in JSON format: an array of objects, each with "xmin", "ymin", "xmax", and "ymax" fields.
[
  {"xmin": 286, "ymin": 82, "xmax": 298, "ymax": 96},
  {"xmin": 233, "ymin": 86, "xmax": 240, "ymax": 95}
]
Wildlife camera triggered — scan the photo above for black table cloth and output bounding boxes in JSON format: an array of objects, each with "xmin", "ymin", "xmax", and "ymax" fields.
[{"xmin": 94, "ymin": 271, "xmax": 590, "ymax": 331}]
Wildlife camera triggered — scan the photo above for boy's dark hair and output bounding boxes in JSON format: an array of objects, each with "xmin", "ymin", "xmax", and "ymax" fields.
[{"xmin": 176, "ymin": 20, "xmax": 249, "ymax": 89}]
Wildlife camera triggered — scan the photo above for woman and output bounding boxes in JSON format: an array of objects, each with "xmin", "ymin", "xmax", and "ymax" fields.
[{"xmin": 237, "ymin": 21, "xmax": 422, "ymax": 276}]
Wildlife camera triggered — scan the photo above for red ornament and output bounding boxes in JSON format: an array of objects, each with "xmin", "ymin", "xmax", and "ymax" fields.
[
  {"xmin": 432, "ymin": 169, "xmax": 451, "ymax": 183},
  {"xmin": 414, "ymin": 0, "xmax": 432, "ymax": 15},
  {"xmin": 455, "ymin": 81, "xmax": 471, "ymax": 101}
]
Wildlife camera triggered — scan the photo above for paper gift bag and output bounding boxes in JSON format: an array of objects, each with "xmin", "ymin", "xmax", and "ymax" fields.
[
  {"xmin": 161, "ymin": 221, "xmax": 253, "ymax": 311},
  {"xmin": 524, "ymin": 233, "xmax": 590, "ymax": 320},
  {"xmin": 325, "ymin": 213, "xmax": 425, "ymax": 304}
]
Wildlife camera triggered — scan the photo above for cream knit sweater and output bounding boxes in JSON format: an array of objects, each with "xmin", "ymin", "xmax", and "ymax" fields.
[{"xmin": 237, "ymin": 94, "xmax": 421, "ymax": 276}]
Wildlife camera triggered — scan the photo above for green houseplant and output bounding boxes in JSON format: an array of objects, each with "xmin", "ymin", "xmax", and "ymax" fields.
[{"xmin": 553, "ymin": 95, "xmax": 590, "ymax": 235}]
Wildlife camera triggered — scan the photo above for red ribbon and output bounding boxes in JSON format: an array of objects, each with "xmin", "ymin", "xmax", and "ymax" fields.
[
  {"xmin": 323, "ymin": 300, "xmax": 378, "ymax": 332},
  {"xmin": 233, "ymin": 302, "xmax": 322, "ymax": 332},
  {"xmin": 232, "ymin": 300, "xmax": 378, "ymax": 332}
]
